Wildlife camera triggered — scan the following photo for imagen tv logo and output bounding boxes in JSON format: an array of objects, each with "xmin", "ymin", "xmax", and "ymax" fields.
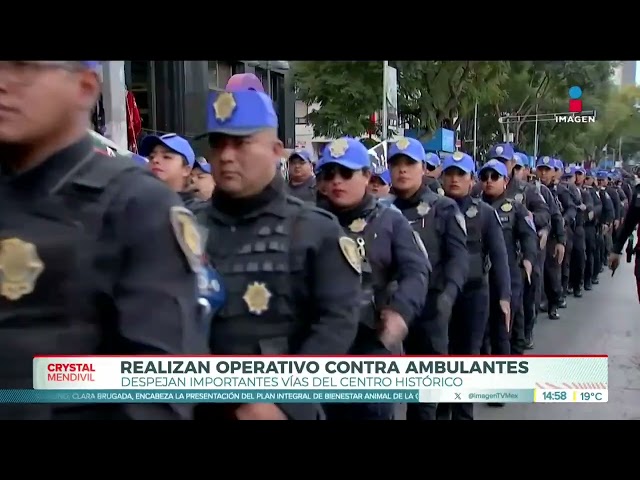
[{"xmin": 555, "ymin": 86, "xmax": 596, "ymax": 124}]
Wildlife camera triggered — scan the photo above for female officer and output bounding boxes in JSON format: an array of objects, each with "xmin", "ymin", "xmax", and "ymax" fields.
[
  {"xmin": 315, "ymin": 137, "xmax": 430, "ymax": 420},
  {"xmin": 479, "ymin": 160, "xmax": 538, "ymax": 362},
  {"xmin": 139, "ymin": 133, "xmax": 207, "ymax": 213}
]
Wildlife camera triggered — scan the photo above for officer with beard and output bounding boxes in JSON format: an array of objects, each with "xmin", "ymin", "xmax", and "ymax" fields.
[
  {"xmin": 422, "ymin": 151, "xmax": 445, "ymax": 194},
  {"xmin": 0, "ymin": 60, "xmax": 206, "ymax": 420},
  {"xmin": 576, "ymin": 168, "xmax": 600, "ymax": 290},
  {"xmin": 193, "ymin": 85, "xmax": 362, "ymax": 421},
  {"xmin": 561, "ymin": 166, "xmax": 591, "ymax": 297},
  {"xmin": 535, "ymin": 157, "xmax": 567, "ymax": 318},
  {"xmin": 479, "ymin": 161, "xmax": 537, "ymax": 368},
  {"xmin": 386, "ymin": 137, "xmax": 469, "ymax": 421},
  {"xmin": 315, "ymin": 137, "xmax": 430, "ymax": 420},
  {"xmin": 437, "ymin": 152, "xmax": 510, "ymax": 420},
  {"xmin": 595, "ymin": 170, "xmax": 615, "ymax": 275}
]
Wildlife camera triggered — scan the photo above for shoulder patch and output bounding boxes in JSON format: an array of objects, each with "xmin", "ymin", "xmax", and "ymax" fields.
[
  {"xmin": 170, "ymin": 206, "xmax": 203, "ymax": 272},
  {"xmin": 338, "ymin": 236, "xmax": 362, "ymax": 275}
]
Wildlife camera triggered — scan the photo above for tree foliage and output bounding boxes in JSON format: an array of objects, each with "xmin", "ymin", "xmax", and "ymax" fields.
[{"xmin": 292, "ymin": 60, "xmax": 640, "ymax": 163}]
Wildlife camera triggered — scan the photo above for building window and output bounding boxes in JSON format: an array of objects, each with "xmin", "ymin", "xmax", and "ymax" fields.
[
  {"xmin": 217, "ymin": 61, "xmax": 233, "ymax": 88},
  {"xmin": 130, "ymin": 61, "xmax": 153, "ymax": 130},
  {"xmin": 295, "ymin": 101, "xmax": 309, "ymax": 125},
  {"xmin": 255, "ymin": 67, "xmax": 267, "ymax": 90}
]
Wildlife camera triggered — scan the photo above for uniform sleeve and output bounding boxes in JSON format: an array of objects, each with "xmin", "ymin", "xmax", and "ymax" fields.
[
  {"xmin": 441, "ymin": 203, "xmax": 470, "ymax": 297},
  {"xmin": 609, "ymin": 189, "xmax": 622, "ymax": 219},
  {"xmin": 525, "ymin": 184, "xmax": 551, "ymax": 231},
  {"xmin": 560, "ymin": 189, "xmax": 577, "ymax": 226},
  {"xmin": 387, "ymin": 211, "xmax": 429, "ymax": 325},
  {"xmin": 591, "ymin": 190, "xmax": 603, "ymax": 220},
  {"xmin": 515, "ymin": 203, "xmax": 539, "ymax": 265},
  {"xmin": 482, "ymin": 206, "xmax": 511, "ymax": 301},
  {"xmin": 613, "ymin": 195, "xmax": 640, "ymax": 254},
  {"xmin": 297, "ymin": 214, "xmax": 360, "ymax": 356},
  {"xmin": 544, "ymin": 188, "xmax": 565, "ymax": 243},
  {"xmin": 111, "ymin": 174, "xmax": 206, "ymax": 419}
]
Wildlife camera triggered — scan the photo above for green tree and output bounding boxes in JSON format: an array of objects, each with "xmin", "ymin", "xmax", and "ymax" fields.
[
  {"xmin": 396, "ymin": 61, "xmax": 509, "ymax": 136},
  {"xmin": 292, "ymin": 61, "xmax": 382, "ymax": 138}
]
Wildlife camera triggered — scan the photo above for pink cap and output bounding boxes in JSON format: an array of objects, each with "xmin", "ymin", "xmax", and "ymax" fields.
[{"xmin": 225, "ymin": 73, "xmax": 265, "ymax": 93}]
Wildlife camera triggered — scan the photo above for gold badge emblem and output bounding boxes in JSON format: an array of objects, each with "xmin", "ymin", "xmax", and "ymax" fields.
[
  {"xmin": 417, "ymin": 201, "xmax": 431, "ymax": 216},
  {"xmin": 338, "ymin": 237, "xmax": 361, "ymax": 274},
  {"xmin": 542, "ymin": 156, "xmax": 550, "ymax": 164},
  {"xmin": 213, "ymin": 92, "xmax": 237, "ymax": 122},
  {"xmin": 452, "ymin": 151, "xmax": 464, "ymax": 161},
  {"xmin": 348, "ymin": 218, "xmax": 367, "ymax": 233},
  {"xmin": 514, "ymin": 193, "xmax": 524, "ymax": 203},
  {"xmin": 170, "ymin": 206, "xmax": 203, "ymax": 272},
  {"xmin": 0, "ymin": 238, "xmax": 45, "ymax": 301},
  {"xmin": 501, "ymin": 202, "xmax": 513, "ymax": 212},
  {"xmin": 329, "ymin": 138, "xmax": 349, "ymax": 158},
  {"xmin": 243, "ymin": 282, "xmax": 272, "ymax": 315},
  {"xmin": 496, "ymin": 146, "xmax": 504, "ymax": 155},
  {"xmin": 466, "ymin": 206, "xmax": 478, "ymax": 218},
  {"xmin": 396, "ymin": 137, "xmax": 410, "ymax": 150},
  {"xmin": 437, "ymin": 187, "xmax": 445, "ymax": 196}
]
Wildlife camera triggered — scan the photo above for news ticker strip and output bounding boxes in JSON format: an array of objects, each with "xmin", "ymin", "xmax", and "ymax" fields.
[
  {"xmin": 0, "ymin": 389, "xmax": 608, "ymax": 403},
  {"xmin": 33, "ymin": 356, "xmax": 608, "ymax": 395}
]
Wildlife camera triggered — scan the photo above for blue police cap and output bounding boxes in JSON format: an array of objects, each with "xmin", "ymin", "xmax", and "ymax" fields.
[
  {"xmin": 562, "ymin": 166, "xmax": 576, "ymax": 177},
  {"xmin": 372, "ymin": 169, "xmax": 392, "ymax": 185},
  {"xmin": 139, "ymin": 133, "xmax": 196, "ymax": 167},
  {"xmin": 388, "ymin": 137, "xmax": 425, "ymax": 163},
  {"xmin": 289, "ymin": 149, "xmax": 312, "ymax": 163},
  {"xmin": 317, "ymin": 137, "xmax": 370, "ymax": 171},
  {"xmin": 488, "ymin": 143, "xmax": 515, "ymax": 162},
  {"xmin": 424, "ymin": 151, "xmax": 441, "ymax": 167},
  {"xmin": 553, "ymin": 159, "xmax": 564, "ymax": 171},
  {"xmin": 513, "ymin": 152, "xmax": 527, "ymax": 167},
  {"xmin": 584, "ymin": 169, "xmax": 593, "ymax": 177},
  {"xmin": 479, "ymin": 159, "xmax": 508, "ymax": 178},
  {"xmin": 194, "ymin": 156, "xmax": 212, "ymax": 174},
  {"xmin": 575, "ymin": 166, "xmax": 586, "ymax": 175},
  {"xmin": 595, "ymin": 170, "xmax": 608, "ymax": 179},
  {"xmin": 198, "ymin": 89, "xmax": 278, "ymax": 138},
  {"xmin": 442, "ymin": 151, "xmax": 475, "ymax": 175},
  {"xmin": 535, "ymin": 156, "xmax": 553, "ymax": 168}
]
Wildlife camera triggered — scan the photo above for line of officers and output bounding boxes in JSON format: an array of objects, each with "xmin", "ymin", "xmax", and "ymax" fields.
[
  {"xmin": 286, "ymin": 139, "xmax": 633, "ymax": 421},
  {"xmin": 3, "ymin": 67, "xmax": 634, "ymax": 421}
]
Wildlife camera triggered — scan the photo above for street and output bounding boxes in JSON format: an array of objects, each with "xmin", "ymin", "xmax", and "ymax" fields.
[{"xmin": 477, "ymin": 261, "xmax": 640, "ymax": 420}]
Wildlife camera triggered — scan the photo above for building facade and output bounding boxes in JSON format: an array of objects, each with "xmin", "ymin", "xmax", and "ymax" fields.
[{"xmin": 124, "ymin": 61, "xmax": 295, "ymax": 156}]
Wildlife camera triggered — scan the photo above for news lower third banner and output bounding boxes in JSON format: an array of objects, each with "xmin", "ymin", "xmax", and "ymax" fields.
[{"xmin": 19, "ymin": 356, "xmax": 610, "ymax": 404}]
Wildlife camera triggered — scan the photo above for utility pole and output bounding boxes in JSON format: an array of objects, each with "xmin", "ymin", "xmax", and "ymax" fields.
[
  {"xmin": 101, "ymin": 61, "xmax": 128, "ymax": 149},
  {"xmin": 382, "ymin": 61, "xmax": 388, "ymax": 141}
]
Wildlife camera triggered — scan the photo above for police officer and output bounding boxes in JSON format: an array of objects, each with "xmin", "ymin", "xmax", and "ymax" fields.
[
  {"xmin": 0, "ymin": 60, "xmax": 205, "ymax": 420},
  {"xmin": 610, "ymin": 181, "xmax": 640, "ymax": 284},
  {"xmin": 386, "ymin": 137, "xmax": 469, "ymax": 421},
  {"xmin": 600, "ymin": 171, "xmax": 623, "ymax": 267},
  {"xmin": 190, "ymin": 157, "xmax": 215, "ymax": 201},
  {"xmin": 479, "ymin": 160, "xmax": 538, "ymax": 361},
  {"xmin": 367, "ymin": 167, "xmax": 392, "ymax": 198},
  {"xmin": 561, "ymin": 166, "xmax": 591, "ymax": 297},
  {"xmin": 437, "ymin": 152, "xmax": 510, "ymax": 420},
  {"xmin": 287, "ymin": 149, "xmax": 317, "ymax": 202},
  {"xmin": 535, "ymin": 157, "xmax": 567, "ymax": 318},
  {"xmin": 140, "ymin": 133, "xmax": 208, "ymax": 214},
  {"xmin": 577, "ymin": 168, "xmax": 600, "ymax": 290},
  {"xmin": 472, "ymin": 144, "xmax": 551, "ymax": 246},
  {"xmin": 595, "ymin": 170, "xmax": 615, "ymax": 276},
  {"xmin": 315, "ymin": 137, "xmax": 430, "ymax": 420},
  {"xmin": 422, "ymin": 151, "xmax": 445, "ymax": 194},
  {"xmin": 193, "ymin": 81, "xmax": 362, "ymax": 421},
  {"xmin": 514, "ymin": 152, "xmax": 544, "ymax": 347}
]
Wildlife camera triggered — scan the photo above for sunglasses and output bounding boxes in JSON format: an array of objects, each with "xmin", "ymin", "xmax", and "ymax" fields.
[
  {"xmin": 425, "ymin": 163, "xmax": 437, "ymax": 172},
  {"xmin": 479, "ymin": 171, "xmax": 503, "ymax": 182},
  {"xmin": 320, "ymin": 165, "xmax": 357, "ymax": 181}
]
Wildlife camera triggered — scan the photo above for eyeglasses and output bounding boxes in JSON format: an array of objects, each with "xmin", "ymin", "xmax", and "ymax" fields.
[
  {"xmin": 320, "ymin": 165, "xmax": 356, "ymax": 181},
  {"xmin": 0, "ymin": 61, "xmax": 85, "ymax": 86},
  {"xmin": 479, "ymin": 171, "xmax": 503, "ymax": 182}
]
